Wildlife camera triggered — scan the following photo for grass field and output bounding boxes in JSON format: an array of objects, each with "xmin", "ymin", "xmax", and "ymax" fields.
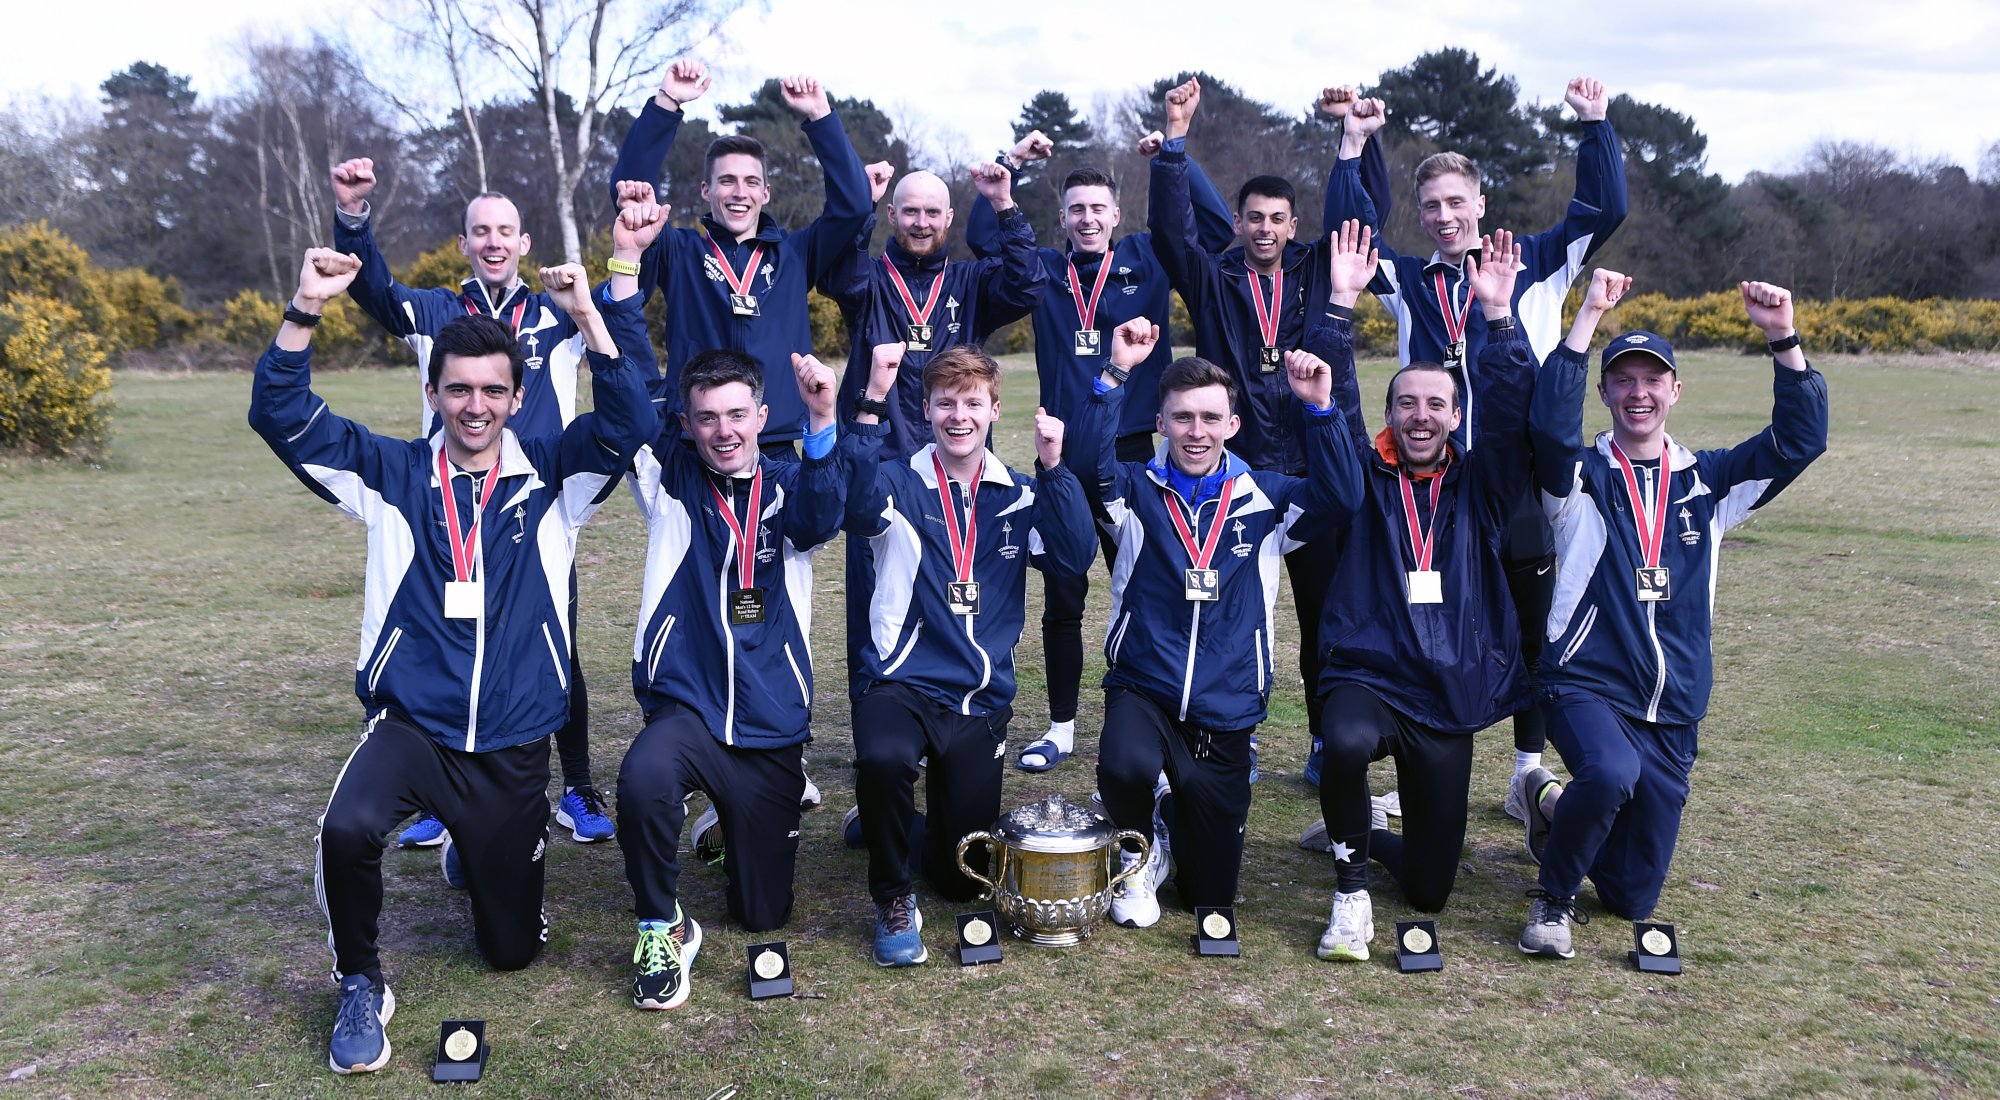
[{"xmin": 1, "ymin": 348, "xmax": 1996, "ymax": 1098}]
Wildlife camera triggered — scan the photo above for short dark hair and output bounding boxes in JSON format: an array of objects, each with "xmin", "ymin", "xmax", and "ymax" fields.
[
  {"xmin": 704, "ymin": 135, "xmax": 767, "ymax": 181},
  {"xmin": 1061, "ymin": 167, "xmax": 1119, "ymax": 198},
  {"xmin": 1235, "ymin": 175, "xmax": 1296, "ymax": 214},
  {"xmin": 679, "ymin": 348, "xmax": 765, "ymax": 411},
  {"xmin": 429, "ymin": 315, "xmax": 524, "ymax": 390},
  {"xmin": 1159, "ymin": 356, "xmax": 1236, "ymax": 411},
  {"xmin": 1386, "ymin": 361, "xmax": 1460, "ymax": 410}
]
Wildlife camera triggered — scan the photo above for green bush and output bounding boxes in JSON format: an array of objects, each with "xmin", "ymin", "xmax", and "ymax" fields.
[
  {"xmin": 215, "ymin": 288, "xmax": 369, "ymax": 363},
  {"xmin": 0, "ymin": 295, "xmax": 112, "ymax": 458},
  {"xmin": 1610, "ymin": 291, "xmax": 2000, "ymax": 356},
  {"xmin": 0, "ymin": 221, "xmax": 195, "ymax": 356}
]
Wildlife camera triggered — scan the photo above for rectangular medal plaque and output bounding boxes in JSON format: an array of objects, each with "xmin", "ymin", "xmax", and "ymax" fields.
[
  {"xmin": 1258, "ymin": 345, "xmax": 1283, "ymax": 373},
  {"xmin": 1407, "ymin": 570, "xmax": 1443, "ymax": 605},
  {"xmin": 443, "ymin": 580, "xmax": 482, "ymax": 620},
  {"xmin": 729, "ymin": 587, "xmax": 766, "ymax": 625},
  {"xmin": 906, "ymin": 324, "xmax": 934, "ymax": 352},
  {"xmin": 1636, "ymin": 567, "xmax": 1672, "ymax": 603},
  {"xmin": 729, "ymin": 292, "xmax": 760, "ymax": 317},
  {"xmin": 947, "ymin": 580, "xmax": 981, "ymax": 616},
  {"xmin": 1074, "ymin": 329, "xmax": 1102, "ymax": 356},
  {"xmin": 1183, "ymin": 567, "xmax": 1220, "ymax": 602}
]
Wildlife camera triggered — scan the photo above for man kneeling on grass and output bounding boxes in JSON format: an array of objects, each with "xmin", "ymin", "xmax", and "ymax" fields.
[
  {"xmin": 249, "ymin": 242, "xmax": 653, "ymax": 1074},
  {"xmin": 838, "ymin": 342, "xmax": 1095, "ymax": 966},
  {"xmin": 1516, "ymin": 277, "xmax": 1827, "ymax": 959}
]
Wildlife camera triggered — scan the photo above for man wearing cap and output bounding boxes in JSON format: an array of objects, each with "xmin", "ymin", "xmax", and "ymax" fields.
[{"xmin": 1516, "ymin": 276, "xmax": 1828, "ymax": 959}]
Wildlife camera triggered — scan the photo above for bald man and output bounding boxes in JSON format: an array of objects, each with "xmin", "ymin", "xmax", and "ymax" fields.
[{"xmin": 819, "ymin": 161, "xmax": 1045, "ymax": 458}]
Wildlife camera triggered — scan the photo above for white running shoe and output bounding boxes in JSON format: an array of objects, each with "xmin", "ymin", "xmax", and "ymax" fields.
[
  {"xmin": 1109, "ymin": 841, "xmax": 1166, "ymax": 928},
  {"xmin": 1316, "ymin": 889, "xmax": 1374, "ymax": 961},
  {"xmin": 800, "ymin": 773, "xmax": 823, "ymax": 809}
]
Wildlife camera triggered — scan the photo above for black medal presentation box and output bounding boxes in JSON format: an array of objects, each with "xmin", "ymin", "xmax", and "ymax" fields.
[
  {"xmin": 746, "ymin": 941, "xmax": 794, "ymax": 999},
  {"xmin": 956, "ymin": 910, "xmax": 1004, "ymax": 966},
  {"xmin": 1192, "ymin": 906, "xmax": 1241, "ymax": 957},
  {"xmin": 1630, "ymin": 922, "xmax": 1682, "ymax": 974},
  {"xmin": 432, "ymin": 1019, "xmax": 488, "ymax": 1082},
  {"xmin": 1395, "ymin": 920, "xmax": 1442, "ymax": 972}
]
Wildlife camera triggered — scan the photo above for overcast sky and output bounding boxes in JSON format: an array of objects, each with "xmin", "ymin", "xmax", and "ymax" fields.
[{"xmin": 7, "ymin": 0, "xmax": 1996, "ymax": 183}]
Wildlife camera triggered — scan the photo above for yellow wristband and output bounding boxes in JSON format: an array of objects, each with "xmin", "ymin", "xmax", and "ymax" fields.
[{"xmin": 605, "ymin": 257, "xmax": 641, "ymax": 276}]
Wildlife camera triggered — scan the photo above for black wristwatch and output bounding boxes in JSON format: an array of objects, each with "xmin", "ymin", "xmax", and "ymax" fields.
[
  {"xmin": 1104, "ymin": 363, "xmax": 1130, "ymax": 384},
  {"xmin": 854, "ymin": 394, "xmax": 891, "ymax": 419},
  {"xmin": 1487, "ymin": 315, "xmax": 1517, "ymax": 333},
  {"xmin": 1768, "ymin": 332, "xmax": 1801, "ymax": 353},
  {"xmin": 283, "ymin": 304, "xmax": 323, "ymax": 327}
]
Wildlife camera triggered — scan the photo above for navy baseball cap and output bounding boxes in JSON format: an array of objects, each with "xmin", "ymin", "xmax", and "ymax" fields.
[{"xmin": 1601, "ymin": 330, "xmax": 1677, "ymax": 374}]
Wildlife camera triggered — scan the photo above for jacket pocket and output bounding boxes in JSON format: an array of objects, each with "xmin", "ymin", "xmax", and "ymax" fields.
[
  {"xmin": 541, "ymin": 621, "xmax": 569, "ymax": 691},
  {"xmin": 645, "ymin": 614, "xmax": 678, "ymax": 682},
  {"xmin": 1556, "ymin": 604, "xmax": 1598, "ymax": 668},
  {"xmin": 782, "ymin": 641, "xmax": 810, "ymax": 708},
  {"xmin": 882, "ymin": 618, "xmax": 923, "ymax": 676},
  {"xmin": 1253, "ymin": 627, "xmax": 1267, "ymax": 693},
  {"xmin": 1107, "ymin": 611, "xmax": 1133, "ymax": 665},
  {"xmin": 366, "ymin": 627, "xmax": 405, "ymax": 700}
]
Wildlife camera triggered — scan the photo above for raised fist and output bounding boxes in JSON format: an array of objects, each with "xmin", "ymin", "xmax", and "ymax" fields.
[
  {"xmin": 970, "ymin": 161, "xmax": 1013, "ymax": 207},
  {"xmin": 1318, "ymin": 85, "xmax": 1357, "ymax": 120},
  {"xmin": 658, "ymin": 59, "xmax": 710, "ymax": 110},
  {"xmin": 538, "ymin": 263, "xmax": 595, "ymax": 316},
  {"xmin": 1346, "ymin": 97, "xmax": 1388, "ymax": 138},
  {"xmin": 1283, "ymin": 349, "xmax": 1333, "ymax": 409},
  {"xmin": 791, "ymin": 352, "xmax": 837, "ymax": 421},
  {"xmin": 330, "ymin": 158, "xmax": 375, "ymax": 215},
  {"xmin": 866, "ymin": 341, "xmax": 907, "ymax": 401},
  {"xmin": 1109, "ymin": 317, "xmax": 1160, "ymax": 372},
  {"xmin": 1135, "ymin": 130, "xmax": 1166, "ymax": 158},
  {"xmin": 1585, "ymin": 268, "xmax": 1634, "ymax": 314},
  {"xmin": 613, "ymin": 180, "xmax": 668, "ymax": 254},
  {"xmin": 780, "ymin": 75, "xmax": 831, "ymax": 122},
  {"xmin": 866, "ymin": 161, "xmax": 895, "ymax": 204},
  {"xmin": 1326, "ymin": 219, "xmax": 1378, "ymax": 300},
  {"xmin": 296, "ymin": 247, "xmax": 362, "ymax": 307},
  {"xmin": 1464, "ymin": 229, "xmax": 1524, "ymax": 316},
  {"xmin": 1740, "ymin": 281, "xmax": 1795, "ymax": 339},
  {"xmin": 1163, "ymin": 77, "xmax": 1201, "ymax": 139},
  {"xmin": 1011, "ymin": 129, "xmax": 1053, "ymax": 164},
  {"xmin": 1564, "ymin": 77, "xmax": 1608, "ymax": 123},
  {"xmin": 1033, "ymin": 406, "xmax": 1065, "ymax": 468}
]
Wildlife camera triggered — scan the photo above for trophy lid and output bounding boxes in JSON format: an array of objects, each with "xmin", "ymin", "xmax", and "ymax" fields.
[{"xmin": 991, "ymin": 794, "xmax": 1121, "ymax": 854}]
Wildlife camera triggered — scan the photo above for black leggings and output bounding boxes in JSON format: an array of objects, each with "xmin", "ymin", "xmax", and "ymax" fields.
[
  {"xmin": 1318, "ymin": 684, "xmax": 1474, "ymax": 912},
  {"xmin": 1097, "ymin": 688, "xmax": 1254, "ymax": 910},
  {"xmin": 1504, "ymin": 553, "xmax": 1555, "ymax": 755}
]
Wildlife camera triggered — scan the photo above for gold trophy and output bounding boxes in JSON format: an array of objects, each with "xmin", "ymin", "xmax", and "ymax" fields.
[{"xmin": 955, "ymin": 795, "xmax": 1151, "ymax": 947}]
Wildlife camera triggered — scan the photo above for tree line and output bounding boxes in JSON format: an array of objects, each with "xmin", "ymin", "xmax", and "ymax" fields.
[{"xmin": 4, "ymin": 39, "xmax": 1999, "ymax": 318}]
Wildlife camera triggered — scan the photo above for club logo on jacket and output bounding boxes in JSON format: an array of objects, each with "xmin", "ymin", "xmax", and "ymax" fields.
[
  {"xmin": 757, "ymin": 523, "xmax": 777, "ymax": 564},
  {"xmin": 1231, "ymin": 519, "xmax": 1251, "ymax": 558},
  {"xmin": 1678, "ymin": 506, "xmax": 1700, "ymax": 546},
  {"xmin": 998, "ymin": 520, "xmax": 1019, "ymax": 560},
  {"xmin": 702, "ymin": 255, "xmax": 725, "ymax": 283}
]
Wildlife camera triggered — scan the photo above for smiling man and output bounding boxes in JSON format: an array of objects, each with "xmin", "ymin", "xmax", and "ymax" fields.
[
  {"xmin": 837, "ymin": 340, "xmax": 1095, "ymax": 967},
  {"xmin": 249, "ymin": 234, "xmax": 654, "ymax": 1074},
  {"xmin": 1517, "ymin": 278, "xmax": 1827, "ymax": 960},
  {"xmin": 1325, "ymin": 79, "xmax": 1628, "ymax": 808},
  {"xmin": 1299, "ymin": 223, "xmax": 1539, "ymax": 963},
  {"xmin": 330, "ymin": 159, "xmax": 624, "ymax": 849},
  {"xmin": 614, "ymin": 338, "xmax": 847, "ymax": 1010}
]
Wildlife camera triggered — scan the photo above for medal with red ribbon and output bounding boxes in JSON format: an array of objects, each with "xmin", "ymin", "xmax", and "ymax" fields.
[
  {"xmin": 1608, "ymin": 440, "xmax": 1673, "ymax": 602},
  {"xmin": 437, "ymin": 447, "xmax": 502, "ymax": 619},
  {"xmin": 709, "ymin": 469, "xmax": 767, "ymax": 624},
  {"xmin": 1432, "ymin": 268, "xmax": 1473, "ymax": 368},
  {"xmin": 1067, "ymin": 252, "xmax": 1114, "ymax": 357},
  {"xmin": 932, "ymin": 451, "xmax": 982, "ymax": 615},
  {"xmin": 885, "ymin": 255, "xmax": 947, "ymax": 351},
  {"xmin": 708, "ymin": 237, "xmax": 765, "ymax": 317},
  {"xmin": 1164, "ymin": 477, "xmax": 1236, "ymax": 602},
  {"xmin": 1248, "ymin": 267, "xmax": 1284, "ymax": 373},
  {"xmin": 1398, "ymin": 467, "xmax": 1445, "ymax": 605}
]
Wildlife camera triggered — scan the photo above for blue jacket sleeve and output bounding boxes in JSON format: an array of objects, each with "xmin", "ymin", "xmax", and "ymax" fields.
[
  {"xmin": 838, "ymin": 418, "xmax": 893, "ymax": 538},
  {"xmin": 248, "ymin": 340, "xmax": 406, "ymax": 516},
  {"xmin": 1029, "ymin": 463, "xmax": 1096, "ymax": 577},
  {"xmin": 1322, "ymin": 135, "xmax": 1395, "ymax": 249},
  {"xmin": 815, "ymin": 212, "xmax": 874, "ymax": 312},
  {"xmin": 974, "ymin": 210, "xmax": 1046, "ymax": 325},
  {"xmin": 608, "ymin": 99, "xmax": 682, "ymax": 203},
  {"xmin": 1145, "ymin": 148, "xmax": 1217, "ymax": 302},
  {"xmin": 1518, "ymin": 119, "xmax": 1630, "ymax": 281},
  {"xmin": 332, "ymin": 215, "xmax": 456, "ymax": 339},
  {"xmin": 1069, "ymin": 382, "xmax": 1127, "ymax": 508},
  {"xmin": 1465, "ymin": 325, "xmax": 1536, "ymax": 523},
  {"xmin": 1697, "ymin": 362, "xmax": 1829, "ymax": 514},
  {"xmin": 1325, "ymin": 151, "xmax": 1403, "ymax": 297},
  {"xmin": 556, "ymin": 294, "xmax": 655, "ymax": 494},
  {"xmin": 798, "ymin": 109, "xmax": 874, "ymax": 286},
  {"xmin": 1303, "ymin": 315, "xmax": 1372, "ymax": 450},
  {"xmin": 1186, "ymin": 156, "xmax": 1236, "ymax": 254},
  {"xmin": 780, "ymin": 444, "xmax": 849, "ymax": 551},
  {"xmin": 1528, "ymin": 344, "xmax": 1592, "ymax": 501},
  {"xmin": 1293, "ymin": 405, "xmax": 1365, "ymax": 545}
]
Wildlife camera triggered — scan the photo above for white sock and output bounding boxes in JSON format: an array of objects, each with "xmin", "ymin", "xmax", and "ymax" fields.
[
  {"xmin": 1514, "ymin": 750, "xmax": 1541, "ymax": 773},
  {"xmin": 1041, "ymin": 720, "xmax": 1075, "ymax": 754}
]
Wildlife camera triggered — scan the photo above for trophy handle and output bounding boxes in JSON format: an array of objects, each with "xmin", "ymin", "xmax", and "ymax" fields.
[
  {"xmin": 1106, "ymin": 830, "xmax": 1152, "ymax": 891},
  {"xmin": 955, "ymin": 831, "xmax": 997, "ymax": 899}
]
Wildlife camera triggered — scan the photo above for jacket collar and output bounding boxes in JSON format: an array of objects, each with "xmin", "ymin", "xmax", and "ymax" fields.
[
  {"xmin": 1143, "ymin": 447, "xmax": 1251, "ymax": 500},
  {"xmin": 701, "ymin": 213, "xmax": 788, "ymax": 247},
  {"xmin": 1593, "ymin": 431, "xmax": 1698, "ymax": 473},
  {"xmin": 1421, "ymin": 244, "xmax": 1484, "ymax": 277},
  {"xmin": 886, "ymin": 236, "xmax": 949, "ymax": 274},
  {"xmin": 428, "ymin": 428, "xmax": 538, "ymax": 493},
  {"xmin": 459, "ymin": 276, "xmax": 526, "ymax": 315},
  {"xmin": 910, "ymin": 443, "xmax": 1013, "ymax": 489},
  {"xmin": 1218, "ymin": 239, "xmax": 1314, "ymax": 279}
]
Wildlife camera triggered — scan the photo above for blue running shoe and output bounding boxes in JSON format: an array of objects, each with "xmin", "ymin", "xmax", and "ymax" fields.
[
  {"xmin": 327, "ymin": 973, "xmax": 395, "ymax": 1075},
  {"xmin": 873, "ymin": 893, "xmax": 928, "ymax": 967},
  {"xmin": 440, "ymin": 835, "xmax": 466, "ymax": 890},
  {"xmin": 396, "ymin": 813, "xmax": 446, "ymax": 848},
  {"xmin": 1302, "ymin": 737, "xmax": 1324, "ymax": 788},
  {"xmin": 557, "ymin": 785, "xmax": 615, "ymax": 843}
]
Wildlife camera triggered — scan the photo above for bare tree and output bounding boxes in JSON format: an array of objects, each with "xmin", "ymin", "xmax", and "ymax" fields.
[
  {"xmin": 373, "ymin": 0, "xmax": 491, "ymax": 192},
  {"xmin": 459, "ymin": 0, "xmax": 749, "ymax": 261}
]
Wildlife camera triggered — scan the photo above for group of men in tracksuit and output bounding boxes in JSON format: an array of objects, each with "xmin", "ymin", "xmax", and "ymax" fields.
[{"xmin": 250, "ymin": 57, "xmax": 1827, "ymax": 1078}]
